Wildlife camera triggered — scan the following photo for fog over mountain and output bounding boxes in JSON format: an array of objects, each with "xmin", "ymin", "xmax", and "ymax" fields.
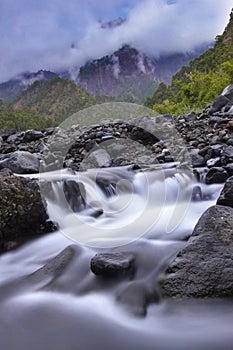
[{"xmin": 0, "ymin": 0, "xmax": 232, "ymax": 82}]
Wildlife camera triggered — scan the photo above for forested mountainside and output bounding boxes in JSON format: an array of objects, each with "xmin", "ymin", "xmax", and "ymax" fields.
[
  {"xmin": 145, "ymin": 11, "xmax": 233, "ymax": 115},
  {"xmin": 12, "ymin": 78, "xmax": 110, "ymax": 124},
  {"xmin": 0, "ymin": 99, "xmax": 53, "ymax": 131},
  {"xmin": 0, "ymin": 70, "xmax": 58, "ymax": 104}
]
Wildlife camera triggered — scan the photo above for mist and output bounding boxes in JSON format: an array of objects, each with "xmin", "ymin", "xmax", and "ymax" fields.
[{"xmin": 0, "ymin": 0, "xmax": 232, "ymax": 82}]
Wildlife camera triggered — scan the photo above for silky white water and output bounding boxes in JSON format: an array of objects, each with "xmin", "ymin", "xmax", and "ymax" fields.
[{"xmin": 0, "ymin": 166, "xmax": 232, "ymax": 350}]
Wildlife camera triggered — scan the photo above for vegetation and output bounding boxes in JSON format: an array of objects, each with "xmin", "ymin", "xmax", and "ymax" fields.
[
  {"xmin": 12, "ymin": 78, "xmax": 110, "ymax": 124},
  {"xmin": 0, "ymin": 99, "xmax": 53, "ymax": 130},
  {"xmin": 145, "ymin": 11, "xmax": 233, "ymax": 115}
]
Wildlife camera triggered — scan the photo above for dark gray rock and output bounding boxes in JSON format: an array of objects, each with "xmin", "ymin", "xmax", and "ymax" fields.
[
  {"xmin": 156, "ymin": 114, "xmax": 173, "ymax": 123},
  {"xmin": 0, "ymin": 129, "xmax": 16, "ymax": 141},
  {"xmin": 84, "ymin": 149, "xmax": 112, "ymax": 168},
  {"xmin": 222, "ymin": 84, "xmax": 233, "ymax": 101},
  {"xmin": 0, "ymin": 168, "xmax": 54, "ymax": 247},
  {"xmin": 63, "ymin": 180, "xmax": 86, "ymax": 212},
  {"xmin": 189, "ymin": 149, "xmax": 205, "ymax": 167},
  {"xmin": 159, "ymin": 205, "xmax": 233, "ymax": 298},
  {"xmin": 225, "ymin": 163, "xmax": 233, "ymax": 176},
  {"xmin": 222, "ymin": 145, "xmax": 233, "ymax": 159},
  {"xmin": 0, "ymin": 151, "xmax": 40, "ymax": 174},
  {"xmin": 217, "ymin": 176, "xmax": 233, "ymax": 208},
  {"xmin": 206, "ymin": 157, "xmax": 221, "ymax": 168},
  {"xmin": 209, "ymin": 95, "xmax": 230, "ymax": 115},
  {"xmin": 22, "ymin": 130, "xmax": 44, "ymax": 143},
  {"xmin": 206, "ymin": 167, "xmax": 229, "ymax": 184},
  {"xmin": 184, "ymin": 114, "xmax": 197, "ymax": 122},
  {"xmin": 90, "ymin": 253, "xmax": 135, "ymax": 277}
]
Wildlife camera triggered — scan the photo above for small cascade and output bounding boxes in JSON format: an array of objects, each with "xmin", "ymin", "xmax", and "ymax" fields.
[{"xmin": 0, "ymin": 165, "xmax": 228, "ymax": 350}]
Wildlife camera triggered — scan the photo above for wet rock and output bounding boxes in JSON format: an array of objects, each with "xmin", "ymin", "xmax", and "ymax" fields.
[
  {"xmin": 206, "ymin": 157, "xmax": 221, "ymax": 168},
  {"xmin": 222, "ymin": 84, "xmax": 233, "ymax": 101},
  {"xmin": 0, "ymin": 168, "xmax": 52, "ymax": 244},
  {"xmin": 90, "ymin": 253, "xmax": 135, "ymax": 277},
  {"xmin": 217, "ymin": 176, "xmax": 233, "ymax": 208},
  {"xmin": 206, "ymin": 167, "xmax": 229, "ymax": 184},
  {"xmin": 63, "ymin": 180, "xmax": 86, "ymax": 212},
  {"xmin": 159, "ymin": 205, "xmax": 233, "ymax": 298},
  {"xmin": 0, "ymin": 151, "xmax": 40, "ymax": 174},
  {"xmin": 116, "ymin": 281, "xmax": 160, "ymax": 317}
]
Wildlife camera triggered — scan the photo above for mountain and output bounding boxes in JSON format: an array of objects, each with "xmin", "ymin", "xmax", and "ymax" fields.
[
  {"xmin": 0, "ymin": 41, "xmax": 209, "ymax": 105},
  {"xmin": 75, "ymin": 45, "xmax": 209, "ymax": 103},
  {"xmin": 145, "ymin": 10, "xmax": 233, "ymax": 115},
  {"xmin": 99, "ymin": 17, "xmax": 126, "ymax": 29},
  {"xmin": 12, "ymin": 77, "xmax": 110, "ymax": 124},
  {"xmin": 0, "ymin": 70, "xmax": 58, "ymax": 104}
]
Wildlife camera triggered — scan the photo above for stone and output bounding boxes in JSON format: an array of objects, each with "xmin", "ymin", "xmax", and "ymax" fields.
[
  {"xmin": 84, "ymin": 149, "xmax": 112, "ymax": 168},
  {"xmin": 0, "ymin": 168, "xmax": 52, "ymax": 243},
  {"xmin": 159, "ymin": 205, "xmax": 233, "ymax": 298},
  {"xmin": 184, "ymin": 114, "xmax": 197, "ymax": 122},
  {"xmin": 227, "ymin": 120, "xmax": 233, "ymax": 130},
  {"xmin": 156, "ymin": 114, "xmax": 173, "ymax": 123},
  {"xmin": 189, "ymin": 150, "xmax": 205, "ymax": 167},
  {"xmin": 0, "ymin": 129, "xmax": 16, "ymax": 141},
  {"xmin": 209, "ymin": 95, "xmax": 230, "ymax": 115},
  {"xmin": 222, "ymin": 146, "xmax": 233, "ymax": 159},
  {"xmin": 225, "ymin": 163, "xmax": 233, "ymax": 176},
  {"xmin": 206, "ymin": 167, "xmax": 229, "ymax": 184},
  {"xmin": 217, "ymin": 176, "xmax": 233, "ymax": 208},
  {"xmin": 206, "ymin": 157, "xmax": 221, "ymax": 167},
  {"xmin": 90, "ymin": 253, "xmax": 135, "ymax": 277},
  {"xmin": 227, "ymin": 138, "xmax": 233, "ymax": 146},
  {"xmin": 22, "ymin": 130, "xmax": 44, "ymax": 143},
  {"xmin": 222, "ymin": 84, "xmax": 233, "ymax": 101},
  {"xmin": 0, "ymin": 151, "xmax": 40, "ymax": 174},
  {"xmin": 63, "ymin": 180, "xmax": 86, "ymax": 212}
]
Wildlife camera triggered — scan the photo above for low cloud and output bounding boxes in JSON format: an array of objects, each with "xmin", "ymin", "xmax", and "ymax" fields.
[{"xmin": 0, "ymin": 0, "xmax": 232, "ymax": 82}]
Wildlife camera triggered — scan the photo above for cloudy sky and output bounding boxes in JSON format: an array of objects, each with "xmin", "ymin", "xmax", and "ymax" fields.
[{"xmin": 0, "ymin": 0, "xmax": 232, "ymax": 82}]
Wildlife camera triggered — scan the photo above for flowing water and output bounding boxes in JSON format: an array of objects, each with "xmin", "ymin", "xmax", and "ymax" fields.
[{"xmin": 1, "ymin": 165, "xmax": 233, "ymax": 350}]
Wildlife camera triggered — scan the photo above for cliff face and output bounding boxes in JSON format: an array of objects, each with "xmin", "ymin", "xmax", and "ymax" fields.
[{"xmin": 77, "ymin": 45, "xmax": 207, "ymax": 102}]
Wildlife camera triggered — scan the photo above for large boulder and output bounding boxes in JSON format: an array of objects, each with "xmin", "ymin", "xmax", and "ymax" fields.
[
  {"xmin": 0, "ymin": 151, "xmax": 40, "ymax": 174},
  {"xmin": 217, "ymin": 176, "xmax": 233, "ymax": 208},
  {"xmin": 0, "ymin": 169, "xmax": 54, "ymax": 251},
  {"xmin": 205, "ymin": 167, "xmax": 229, "ymax": 184},
  {"xmin": 159, "ymin": 205, "xmax": 233, "ymax": 298},
  {"xmin": 209, "ymin": 95, "xmax": 230, "ymax": 115},
  {"xmin": 222, "ymin": 84, "xmax": 233, "ymax": 101},
  {"xmin": 82, "ymin": 149, "xmax": 112, "ymax": 168}
]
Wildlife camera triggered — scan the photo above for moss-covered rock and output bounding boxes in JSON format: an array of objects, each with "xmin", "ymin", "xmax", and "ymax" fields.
[{"xmin": 0, "ymin": 168, "xmax": 55, "ymax": 252}]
